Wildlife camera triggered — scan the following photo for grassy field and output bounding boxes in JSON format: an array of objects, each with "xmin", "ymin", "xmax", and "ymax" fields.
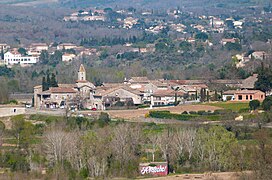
[{"xmin": 207, "ymin": 102, "xmax": 249, "ymax": 112}]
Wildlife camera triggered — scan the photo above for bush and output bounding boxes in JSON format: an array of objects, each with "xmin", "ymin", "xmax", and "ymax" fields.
[
  {"xmin": 197, "ymin": 111, "xmax": 207, "ymax": 115},
  {"xmin": 115, "ymin": 101, "xmax": 125, "ymax": 107},
  {"xmin": 213, "ymin": 109, "xmax": 233, "ymax": 115},
  {"xmin": 249, "ymin": 100, "xmax": 260, "ymax": 110},
  {"xmin": 189, "ymin": 111, "xmax": 197, "ymax": 114},
  {"xmin": 98, "ymin": 112, "xmax": 111, "ymax": 124},
  {"xmin": 182, "ymin": 111, "xmax": 189, "ymax": 114},
  {"xmin": 149, "ymin": 111, "xmax": 195, "ymax": 121},
  {"xmin": 8, "ymin": 99, "xmax": 18, "ymax": 105}
]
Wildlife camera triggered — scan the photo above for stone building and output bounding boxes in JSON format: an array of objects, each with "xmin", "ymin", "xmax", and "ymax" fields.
[{"xmin": 34, "ymin": 64, "xmax": 98, "ymax": 109}]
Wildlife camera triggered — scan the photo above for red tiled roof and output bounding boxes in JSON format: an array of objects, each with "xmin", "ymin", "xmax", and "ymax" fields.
[
  {"xmin": 44, "ymin": 87, "xmax": 77, "ymax": 94},
  {"xmin": 235, "ymin": 90, "xmax": 264, "ymax": 94},
  {"xmin": 153, "ymin": 89, "xmax": 184, "ymax": 97}
]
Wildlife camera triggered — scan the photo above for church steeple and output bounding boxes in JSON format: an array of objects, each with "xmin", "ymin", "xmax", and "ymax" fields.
[{"xmin": 78, "ymin": 64, "xmax": 86, "ymax": 81}]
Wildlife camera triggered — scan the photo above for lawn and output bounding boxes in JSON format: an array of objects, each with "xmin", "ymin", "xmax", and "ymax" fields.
[{"xmin": 207, "ymin": 102, "xmax": 249, "ymax": 112}]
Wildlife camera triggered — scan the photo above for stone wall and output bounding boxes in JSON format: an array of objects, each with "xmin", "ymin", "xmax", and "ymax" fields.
[{"xmin": 0, "ymin": 106, "xmax": 26, "ymax": 117}]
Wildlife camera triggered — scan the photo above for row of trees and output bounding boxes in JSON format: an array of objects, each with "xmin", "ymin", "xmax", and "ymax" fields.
[
  {"xmin": 42, "ymin": 73, "xmax": 58, "ymax": 91},
  {"xmin": 0, "ymin": 112, "xmax": 272, "ymax": 178},
  {"xmin": 40, "ymin": 50, "xmax": 62, "ymax": 66}
]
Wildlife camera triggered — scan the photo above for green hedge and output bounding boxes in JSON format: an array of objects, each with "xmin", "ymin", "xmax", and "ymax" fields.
[{"xmin": 149, "ymin": 111, "xmax": 196, "ymax": 121}]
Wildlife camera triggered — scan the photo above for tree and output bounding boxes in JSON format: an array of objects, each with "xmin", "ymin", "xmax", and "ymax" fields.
[
  {"xmin": 40, "ymin": 50, "xmax": 49, "ymax": 64},
  {"xmin": 18, "ymin": 47, "xmax": 27, "ymax": 55},
  {"xmin": 98, "ymin": 112, "xmax": 111, "ymax": 125},
  {"xmin": 0, "ymin": 121, "xmax": 5, "ymax": 146},
  {"xmin": 252, "ymin": 129, "xmax": 272, "ymax": 179},
  {"xmin": 249, "ymin": 100, "xmax": 260, "ymax": 110},
  {"xmin": 195, "ymin": 32, "xmax": 208, "ymax": 41},
  {"xmin": 262, "ymin": 96, "xmax": 272, "ymax": 111},
  {"xmin": 50, "ymin": 73, "xmax": 58, "ymax": 87},
  {"xmin": 7, "ymin": 80, "xmax": 20, "ymax": 93},
  {"xmin": 49, "ymin": 50, "xmax": 62, "ymax": 66},
  {"xmin": 255, "ymin": 66, "xmax": 272, "ymax": 93},
  {"xmin": 199, "ymin": 126, "xmax": 237, "ymax": 171},
  {"xmin": 225, "ymin": 42, "xmax": 242, "ymax": 51},
  {"xmin": 42, "ymin": 77, "xmax": 47, "ymax": 91},
  {"xmin": 179, "ymin": 41, "xmax": 192, "ymax": 51},
  {"xmin": 1, "ymin": 47, "xmax": 4, "ymax": 60},
  {"xmin": 200, "ymin": 88, "xmax": 207, "ymax": 102},
  {"xmin": 0, "ymin": 81, "xmax": 9, "ymax": 103},
  {"xmin": 46, "ymin": 73, "xmax": 51, "ymax": 90},
  {"xmin": 44, "ymin": 126, "xmax": 71, "ymax": 167},
  {"xmin": 11, "ymin": 115, "xmax": 35, "ymax": 149}
]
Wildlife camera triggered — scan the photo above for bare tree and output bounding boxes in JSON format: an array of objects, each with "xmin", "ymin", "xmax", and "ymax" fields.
[
  {"xmin": 183, "ymin": 128, "xmax": 197, "ymax": 160},
  {"xmin": 111, "ymin": 123, "xmax": 142, "ymax": 171},
  {"xmin": 148, "ymin": 133, "xmax": 160, "ymax": 162},
  {"xmin": 43, "ymin": 125, "xmax": 71, "ymax": 167}
]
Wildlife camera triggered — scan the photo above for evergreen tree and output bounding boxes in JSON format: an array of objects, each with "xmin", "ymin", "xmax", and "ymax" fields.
[
  {"xmin": 255, "ymin": 64, "xmax": 272, "ymax": 93},
  {"xmin": 1, "ymin": 47, "xmax": 4, "ymax": 60},
  {"xmin": 40, "ymin": 50, "xmax": 49, "ymax": 64},
  {"xmin": 50, "ymin": 73, "xmax": 58, "ymax": 87},
  {"xmin": 46, "ymin": 73, "xmax": 51, "ymax": 90},
  {"xmin": 42, "ymin": 77, "xmax": 48, "ymax": 91}
]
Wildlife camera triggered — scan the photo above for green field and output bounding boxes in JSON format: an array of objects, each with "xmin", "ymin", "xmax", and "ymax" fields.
[{"xmin": 207, "ymin": 102, "xmax": 249, "ymax": 112}]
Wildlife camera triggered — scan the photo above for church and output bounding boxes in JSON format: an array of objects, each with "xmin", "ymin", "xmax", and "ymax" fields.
[{"xmin": 33, "ymin": 64, "xmax": 104, "ymax": 110}]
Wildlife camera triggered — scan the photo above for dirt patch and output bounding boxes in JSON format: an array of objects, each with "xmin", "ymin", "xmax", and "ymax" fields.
[
  {"xmin": 82, "ymin": 104, "xmax": 222, "ymax": 120},
  {"xmin": 142, "ymin": 171, "xmax": 253, "ymax": 180}
]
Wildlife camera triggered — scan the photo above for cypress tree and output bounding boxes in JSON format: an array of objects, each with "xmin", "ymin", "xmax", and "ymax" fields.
[
  {"xmin": 1, "ymin": 47, "xmax": 4, "ymax": 60},
  {"xmin": 50, "ymin": 73, "xmax": 58, "ymax": 87},
  {"xmin": 42, "ymin": 77, "xmax": 47, "ymax": 91},
  {"xmin": 46, "ymin": 73, "xmax": 51, "ymax": 90}
]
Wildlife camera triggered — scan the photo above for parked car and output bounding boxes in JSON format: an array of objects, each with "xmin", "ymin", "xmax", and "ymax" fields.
[
  {"xmin": 25, "ymin": 104, "xmax": 32, "ymax": 108},
  {"xmin": 91, "ymin": 108, "xmax": 97, "ymax": 111}
]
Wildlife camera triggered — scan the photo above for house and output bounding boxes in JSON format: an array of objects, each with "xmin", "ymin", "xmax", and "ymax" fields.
[
  {"xmin": 34, "ymin": 64, "xmax": 97, "ymax": 109},
  {"xmin": 93, "ymin": 86, "xmax": 143, "ymax": 107},
  {"xmin": 62, "ymin": 53, "xmax": 76, "ymax": 62},
  {"xmin": 210, "ymin": 18, "xmax": 224, "ymax": 27},
  {"xmin": 233, "ymin": 90, "xmax": 265, "ymax": 102},
  {"xmin": 221, "ymin": 38, "xmax": 238, "ymax": 45},
  {"xmin": 81, "ymin": 16, "xmax": 105, "ymax": 21},
  {"xmin": 151, "ymin": 89, "xmax": 184, "ymax": 106},
  {"xmin": 30, "ymin": 43, "xmax": 48, "ymax": 51},
  {"xmin": 249, "ymin": 51, "xmax": 266, "ymax": 60},
  {"xmin": 0, "ymin": 43, "xmax": 10, "ymax": 51},
  {"xmin": 123, "ymin": 17, "xmax": 138, "ymax": 29},
  {"xmin": 35, "ymin": 87, "xmax": 78, "ymax": 109},
  {"xmin": 4, "ymin": 51, "xmax": 39, "ymax": 66},
  {"xmin": 27, "ymin": 43, "xmax": 49, "ymax": 56},
  {"xmin": 222, "ymin": 90, "xmax": 237, "ymax": 101},
  {"xmin": 187, "ymin": 37, "xmax": 196, "ymax": 43},
  {"xmin": 57, "ymin": 43, "xmax": 77, "ymax": 50}
]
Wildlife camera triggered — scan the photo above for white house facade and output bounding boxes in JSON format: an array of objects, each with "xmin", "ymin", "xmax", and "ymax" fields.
[{"xmin": 4, "ymin": 52, "xmax": 39, "ymax": 65}]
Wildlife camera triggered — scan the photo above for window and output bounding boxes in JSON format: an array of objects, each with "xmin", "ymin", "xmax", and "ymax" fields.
[
  {"xmin": 261, "ymin": 95, "xmax": 264, "ymax": 98},
  {"xmin": 13, "ymin": 109, "xmax": 16, "ymax": 113},
  {"xmin": 238, "ymin": 95, "xmax": 242, "ymax": 100},
  {"xmin": 246, "ymin": 95, "xmax": 248, "ymax": 100},
  {"xmin": 250, "ymin": 95, "xmax": 252, "ymax": 100}
]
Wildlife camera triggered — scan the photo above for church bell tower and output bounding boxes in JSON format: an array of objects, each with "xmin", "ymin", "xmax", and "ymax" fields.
[{"xmin": 78, "ymin": 64, "xmax": 86, "ymax": 81}]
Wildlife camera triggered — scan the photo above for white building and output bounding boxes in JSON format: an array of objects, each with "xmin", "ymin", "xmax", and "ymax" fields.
[
  {"xmin": 62, "ymin": 53, "xmax": 76, "ymax": 62},
  {"xmin": 57, "ymin": 43, "xmax": 77, "ymax": 50},
  {"xmin": 4, "ymin": 51, "xmax": 39, "ymax": 66}
]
